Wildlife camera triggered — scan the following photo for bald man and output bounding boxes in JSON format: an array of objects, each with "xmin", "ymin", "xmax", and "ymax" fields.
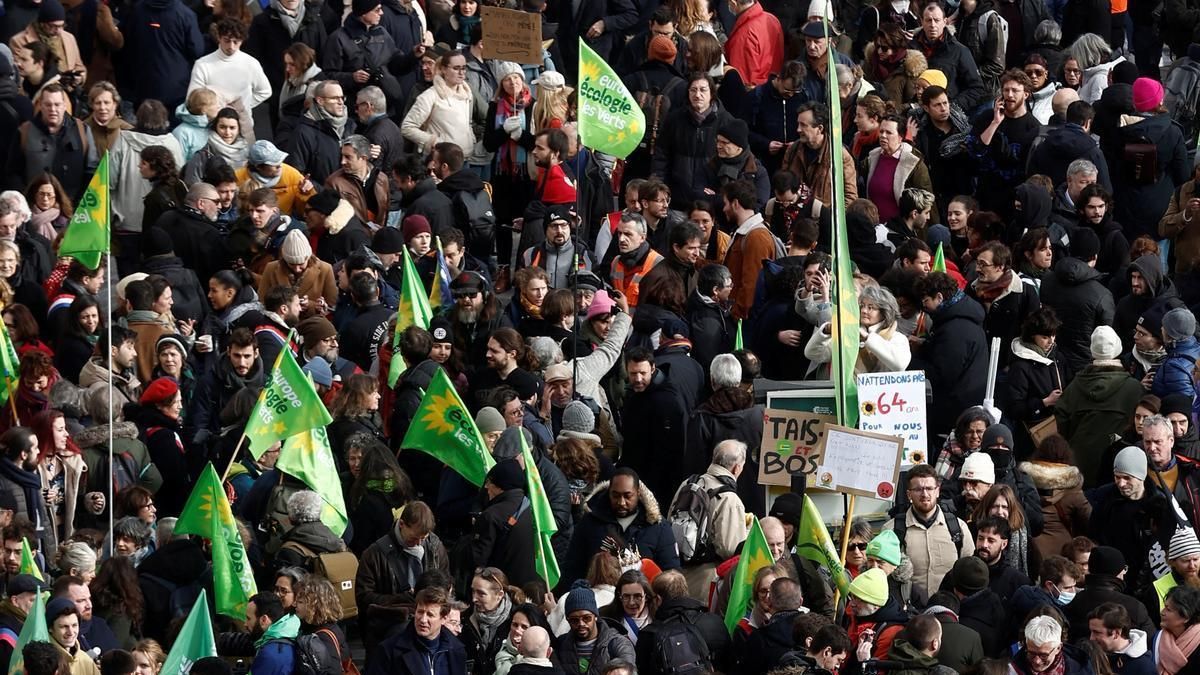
[{"xmin": 512, "ymin": 626, "xmax": 564, "ymax": 675}]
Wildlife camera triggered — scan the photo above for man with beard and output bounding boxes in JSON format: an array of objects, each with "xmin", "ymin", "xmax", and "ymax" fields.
[
  {"xmin": 885, "ymin": 464, "xmax": 976, "ymax": 606},
  {"xmin": 515, "ymin": 130, "xmax": 578, "ymax": 258},
  {"xmin": 235, "ymin": 285, "xmax": 301, "ymax": 370},
  {"xmin": 666, "ymin": 222, "xmax": 704, "ymax": 298},
  {"xmin": 956, "ymin": 453, "xmax": 996, "ymax": 515},
  {"xmin": 1075, "ymin": 184, "xmax": 1128, "ymax": 279},
  {"xmin": 0, "ymin": 431, "xmax": 52, "ymax": 556},
  {"xmin": 960, "ymin": 516, "xmax": 1030, "ymax": 603},
  {"xmin": 432, "ymin": 142, "xmax": 495, "ymax": 262},
  {"xmin": 245, "ymin": 592, "xmax": 299, "ymax": 674},
  {"xmin": 620, "ymin": 349, "xmax": 689, "ymax": 504},
  {"xmin": 965, "ymin": 69, "xmax": 1043, "ymax": 213},
  {"xmin": 327, "ymin": 135, "xmax": 391, "ymax": 227},
  {"xmin": 722, "ymin": 180, "xmax": 777, "ymax": 320},
  {"xmin": 297, "ymin": 316, "xmax": 360, "ymax": 393},
  {"xmin": 1151, "ymin": 528, "xmax": 1200, "ymax": 619},
  {"xmin": 522, "ymin": 207, "xmax": 593, "ymax": 290},
  {"xmin": 288, "ymin": 80, "xmax": 356, "ymax": 184},
  {"xmin": 557, "ymin": 589, "xmax": 636, "ymax": 675},
  {"xmin": 188, "ymin": 328, "xmax": 265, "ymax": 447},
  {"xmin": 448, "ymin": 271, "xmax": 508, "ymax": 372}
]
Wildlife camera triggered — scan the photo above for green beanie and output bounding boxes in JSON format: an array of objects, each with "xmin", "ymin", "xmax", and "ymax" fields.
[
  {"xmin": 866, "ymin": 530, "xmax": 902, "ymax": 566},
  {"xmin": 849, "ymin": 568, "xmax": 889, "ymax": 607}
]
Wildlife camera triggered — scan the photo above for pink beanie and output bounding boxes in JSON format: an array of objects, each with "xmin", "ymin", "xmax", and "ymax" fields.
[
  {"xmin": 1132, "ymin": 77, "xmax": 1165, "ymax": 113},
  {"xmin": 586, "ymin": 290, "xmax": 615, "ymax": 321}
]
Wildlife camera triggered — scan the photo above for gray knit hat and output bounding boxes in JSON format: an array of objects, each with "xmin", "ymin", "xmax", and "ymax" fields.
[
  {"xmin": 475, "ymin": 407, "xmax": 506, "ymax": 435},
  {"xmin": 1113, "ymin": 446, "xmax": 1148, "ymax": 481},
  {"xmin": 561, "ymin": 401, "xmax": 595, "ymax": 434},
  {"xmin": 1164, "ymin": 308, "xmax": 1197, "ymax": 342}
]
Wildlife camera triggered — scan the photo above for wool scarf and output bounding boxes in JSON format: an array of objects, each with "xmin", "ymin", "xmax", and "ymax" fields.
[{"xmin": 1159, "ymin": 624, "xmax": 1200, "ymax": 675}]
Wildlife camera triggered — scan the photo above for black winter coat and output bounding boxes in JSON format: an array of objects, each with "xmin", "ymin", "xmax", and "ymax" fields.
[
  {"xmin": 651, "ymin": 104, "xmax": 732, "ymax": 210},
  {"xmin": 1087, "ymin": 484, "xmax": 1177, "ymax": 586},
  {"xmin": 1028, "ymin": 123, "xmax": 1112, "ymax": 190},
  {"xmin": 969, "ymin": 275, "xmax": 1040, "ymax": 369},
  {"xmin": 470, "ymin": 487, "xmax": 538, "ymax": 587},
  {"xmin": 357, "ymin": 527, "xmax": 450, "ymax": 645},
  {"xmin": 741, "ymin": 609, "xmax": 803, "ymax": 675},
  {"xmin": 746, "ymin": 76, "xmax": 807, "ymax": 174},
  {"xmin": 636, "ymin": 596, "xmax": 730, "ymax": 674},
  {"xmin": 615, "ymin": 30, "xmax": 690, "ymax": 76},
  {"xmin": 401, "ymin": 176, "xmax": 456, "ymax": 235},
  {"xmin": 1064, "ymin": 573, "xmax": 1156, "ymax": 642},
  {"xmin": 124, "ymin": 403, "xmax": 192, "ymax": 516},
  {"xmin": 244, "ymin": 4, "xmax": 328, "ymax": 98},
  {"xmin": 1005, "ymin": 341, "xmax": 1069, "ymax": 435},
  {"xmin": 909, "ymin": 293, "xmax": 988, "ymax": 438},
  {"xmin": 686, "ymin": 291, "xmax": 733, "ymax": 373},
  {"xmin": 686, "ymin": 387, "xmax": 766, "ymax": 516},
  {"xmin": 287, "ymin": 114, "xmax": 357, "ymax": 185},
  {"xmin": 340, "ymin": 301, "xmax": 393, "ymax": 370},
  {"xmin": 137, "ymin": 539, "xmax": 209, "ymax": 644},
  {"xmin": 1062, "ymin": 0, "xmax": 1111, "ymax": 47},
  {"xmin": 323, "ymin": 16, "xmax": 401, "ymax": 103},
  {"xmin": 957, "ymin": 588, "xmax": 1007, "ymax": 656},
  {"xmin": 359, "ymin": 106, "xmax": 406, "ymax": 175},
  {"xmin": 151, "ymin": 206, "xmax": 226, "ymax": 285},
  {"xmin": 912, "ymin": 31, "xmax": 988, "ymax": 112},
  {"xmin": 554, "ymin": 0, "xmax": 638, "ymax": 79},
  {"xmin": 1114, "ymin": 255, "xmax": 1186, "ymax": 354},
  {"xmin": 116, "ymin": 0, "xmax": 204, "ymax": 109},
  {"xmin": 1039, "ymin": 257, "xmax": 1117, "ymax": 374},
  {"xmin": 378, "ymin": 0, "xmax": 422, "ymax": 91},
  {"xmin": 619, "ymin": 369, "xmax": 689, "ymax": 503},
  {"xmin": 1111, "ymin": 113, "xmax": 1190, "ymax": 240},
  {"xmin": 564, "ymin": 481, "xmax": 680, "ymax": 584},
  {"xmin": 140, "ymin": 254, "xmax": 207, "ymax": 323}
]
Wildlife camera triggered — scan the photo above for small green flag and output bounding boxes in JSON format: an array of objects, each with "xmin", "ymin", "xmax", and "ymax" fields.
[
  {"xmin": 175, "ymin": 465, "xmax": 257, "ymax": 619},
  {"xmin": 735, "ymin": 319, "xmax": 744, "ymax": 351},
  {"xmin": 0, "ymin": 319, "xmax": 20, "ymax": 406},
  {"xmin": 577, "ymin": 41, "xmax": 645, "ymax": 159},
  {"xmin": 160, "ymin": 589, "xmax": 218, "ymax": 674},
  {"xmin": 401, "ymin": 367, "xmax": 495, "ymax": 486},
  {"xmin": 795, "ymin": 495, "xmax": 849, "ymax": 595},
  {"xmin": 388, "ymin": 246, "xmax": 435, "ymax": 387},
  {"xmin": 19, "ymin": 538, "xmax": 41, "ymax": 581},
  {"xmin": 278, "ymin": 426, "xmax": 349, "ymax": 536},
  {"xmin": 825, "ymin": 20, "xmax": 859, "ymax": 429},
  {"xmin": 724, "ymin": 517, "xmax": 773, "ymax": 635},
  {"xmin": 8, "ymin": 592, "xmax": 48, "ymax": 675},
  {"xmin": 245, "ymin": 344, "xmax": 333, "ymax": 459},
  {"xmin": 58, "ymin": 153, "xmax": 110, "ymax": 270},
  {"xmin": 932, "ymin": 242, "xmax": 947, "ymax": 273},
  {"xmin": 520, "ymin": 430, "xmax": 560, "ymax": 588}
]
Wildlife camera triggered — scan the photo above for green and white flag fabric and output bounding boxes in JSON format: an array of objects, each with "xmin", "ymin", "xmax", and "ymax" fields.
[
  {"xmin": 245, "ymin": 345, "xmax": 333, "ymax": 458},
  {"xmin": 175, "ymin": 466, "xmax": 257, "ymax": 618},
  {"xmin": 578, "ymin": 41, "xmax": 645, "ymax": 158},
  {"xmin": 160, "ymin": 589, "xmax": 218, "ymax": 674}
]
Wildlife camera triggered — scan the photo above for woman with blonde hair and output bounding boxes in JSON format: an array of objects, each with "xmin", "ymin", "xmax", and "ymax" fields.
[
  {"xmin": 55, "ymin": 541, "xmax": 97, "ymax": 582},
  {"xmin": 131, "ymin": 639, "xmax": 166, "ymax": 674},
  {"xmin": 531, "ymin": 71, "xmax": 572, "ymax": 132}
]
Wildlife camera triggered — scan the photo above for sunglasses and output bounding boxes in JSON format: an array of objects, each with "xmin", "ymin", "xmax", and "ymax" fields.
[{"xmin": 848, "ymin": 543, "xmax": 869, "ymax": 551}]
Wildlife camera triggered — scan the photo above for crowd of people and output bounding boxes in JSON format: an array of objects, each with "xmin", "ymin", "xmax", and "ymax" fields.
[{"xmin": 8, "ymin": 0, "xmax": 1200, "ymax": 671}]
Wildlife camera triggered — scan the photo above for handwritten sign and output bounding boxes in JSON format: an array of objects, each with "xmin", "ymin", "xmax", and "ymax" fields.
[
  {"xmin": 481, "ymin": 6, "xmax": 543, "ymax": 65},
  {"xmin": 758, "ymin": 409, "xmax": 837, "ymax": 487},
  {"xmin": 856, "ymin": 371, "xmax": 927, "ymax": 465},
  {"xmin": 814, "ymin": 425, "xmax": 904, "ymax": 499}
]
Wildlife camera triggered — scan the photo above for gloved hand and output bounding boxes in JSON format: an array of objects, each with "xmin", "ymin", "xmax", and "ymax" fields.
[{"xmin": 503, "ymin": 116, "xmax": 522, "ymax": 135}]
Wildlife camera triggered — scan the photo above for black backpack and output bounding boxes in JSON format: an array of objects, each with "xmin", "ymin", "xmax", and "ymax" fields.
[
  {"xmin": 292, "ymin": 629, "xmax": 343, "ymax": 675},
  {"xmin": 632, "ymin": 72, "xmax": 683, "ymax": 157},
  {"xmin": 891, "ymin": 510, "xmax": 964, "ymax": 557},
  {"xmin": 453, "ymin": 189, "xmax": 496, "ymax": 259},
  {"xmin": 651, "ymin": 620, "xmax": 711, "ymax": 675},
  {"xmin": 1165, "ymin": 59, "xmax": 1200, "ymax": 150}
]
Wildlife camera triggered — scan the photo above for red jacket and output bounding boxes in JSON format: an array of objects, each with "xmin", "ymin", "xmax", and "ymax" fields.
[{"xmin": 725, "ymin": 3, "xmax": 785, "ymax": 86}]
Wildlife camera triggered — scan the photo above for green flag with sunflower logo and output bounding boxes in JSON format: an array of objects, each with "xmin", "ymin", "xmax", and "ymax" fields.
[
  {"xmin": 401, "ymin": 367, "xmax": 496, "ymax": 486},
  {"xmin": 577, "ymin": 41, "xmax": 645, "ymax": 158},
  {"xmin": 724, "ymin": 516, "xmax": 773, "ymax": 635},
  {"xmin": 175, "ymin": 464, "xmax": 257, "ymax": 618},
  {"xmin": 278, "ymin": 426, "xmax": 349, "ymax": 536},
  {"xmin": 244, "ymin": 343, "xmax": 333, "ymax": 459}
]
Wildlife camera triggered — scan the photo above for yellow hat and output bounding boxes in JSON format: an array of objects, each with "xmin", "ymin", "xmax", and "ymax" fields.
[{"xmin": 918, "ymin": 69, "xmax": 948, "ymax": 89}]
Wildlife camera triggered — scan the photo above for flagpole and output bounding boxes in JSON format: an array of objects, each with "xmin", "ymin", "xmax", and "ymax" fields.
[
  {"xmin": 107, "ymin": 261, "xmax": 114, "ymax": 549},
  {"xmin": 4, "ymin": 378, "xmax": 16, "ymax": 427},
  {"xmin": 832, "ymin": 493, "xmax": 856, "ymax": 611}
]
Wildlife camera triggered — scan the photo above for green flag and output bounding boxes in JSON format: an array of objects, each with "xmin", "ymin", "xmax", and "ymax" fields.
[
  {"xmin": 795, "ymin": 495, "xmax": 849, "ymax": 595},
  {"xmin": 724, "ymin": 517, "xmax": 773, "ymax": 635},
  {"xmin": 175, "ymin": 465, "xmax": 257, "ymax": 619},
  {"xmin": 520, "ymin": 430, "xmax": 560, "ymax": 588},
  {"xmin": 19, "ymin": 538, "xmax": 41, "ymax": 581},
  {"xmin": 577, "ymin": 41, "xmax": 645, "ymax": 158},
  {"xmin": 0, "ymin": 318, "xmax": 19, "ymax": 407},
  {"xmin": 388, "ymin": 246, "xmax": 435, "ymax": 387},
  {"xmin": 58, "ymin": 153, "xmax": 110, "ymax": 270},
  {"xmin": 278, "ymin": 426, "xmax": 349, "ymax": 536},
  {"xmin": 825, "ymin": 22, "xmax": 859, "ymax": 429},
  {"xmin": 735, "ymin": 319, "xmax": 744, "ymax": 351},
  {"xmin": 160, "ymin": 589, "xmax": 218, "ymax": 674},
  {"xmin": 932, "ymin": 243, "xmax": 946, "ymax": 273},
  {"xmin": 8, "ymin": 591, "xmax": 47, "ymax": 675},
  {"xmin": 244, "ymin": 344, "xmax": 333, "ymax": 459},
  {"xmin": 401, "ymin": 367, "xmax": 495, "ymax": 486}
]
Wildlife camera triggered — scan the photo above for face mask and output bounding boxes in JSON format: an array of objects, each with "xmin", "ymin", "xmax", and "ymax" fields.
[{"xmin": 1054, "ymin": 585, "xmax": 1076, "ymax": 606}]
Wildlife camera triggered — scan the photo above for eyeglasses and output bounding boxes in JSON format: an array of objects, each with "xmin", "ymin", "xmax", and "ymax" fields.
[
  {"xmin": 274, "ymin": 586, "xmax": 294, "ymax": 595},
  {"xmin": 848, "ymin": 543, "xmax": 868, "ymax": 551},
  {"xmin": 1024, "ymin": 68, "xmax": 1046, "ymax": 77},
  {"xmin": 567, "ymin": 614, "xmax": 596, "ymax": 625},
  {"xmin": 876, "ymin": 44, "xmax": 897, "ymax": 53},
  {"xmin": 908, "ymin": 485, "xmax": 937, "ymax": 493},
  {"xmin": 452, "ymin": 289, "xmax": 480, "ymax": 299}
]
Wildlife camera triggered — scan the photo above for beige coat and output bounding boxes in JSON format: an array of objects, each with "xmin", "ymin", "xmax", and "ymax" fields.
[
  {"xmin": 675, "ymin": 463, "xmax": 747, "ymax": 598},
  {"xmin": 883, "ymin": 508, "xmax": 975, "ymax": 605},
  {"xmin": 1019, "ymin": 460, "xmax": 1092, "ymax": 561},
  {"xmin": 258, "ymin": 256, "xmax": 338, "ymax": 320},
  {"xmin": 10, "ymin": 25, "xmax": 87, "ymax": 82},
  {"xmin": 54, "ymin": 638, "xmax": 101, "ymax": 675},
  {"xmin": 39, "ymin": 452, "xmax": 86, "ymax": 548}
]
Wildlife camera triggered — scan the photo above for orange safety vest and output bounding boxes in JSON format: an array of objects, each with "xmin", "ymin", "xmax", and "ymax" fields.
[{"xmin": 610, "ymin": 249, "xmax": 663, "ymax": 308}]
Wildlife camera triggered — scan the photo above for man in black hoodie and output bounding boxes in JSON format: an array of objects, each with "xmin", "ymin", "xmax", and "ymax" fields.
[
  {"xmin": 948, "ymin": 556, "xmax": 1007, "ymax": 657},
  {"xmin": 394, "ymin": 154, "xmax": 455, "ymax": 235},
  {"xmin": 636, "ymin": 570, "xmax": 729, "ymax": 674},
  {"xmin": 910, "ymin": 272, "xmax": 988, "ymax": 438},
  {"xmin": 1029, "ymin": 100, "xmax": 1113, "ymax": 189},
  {"xmin": 1039, "ymin": 228, "xmax": 1116, "ymax": 374},
  {"xmin": 1115, "ymin": 255, "xmax": 1186, "ymax": 353}
]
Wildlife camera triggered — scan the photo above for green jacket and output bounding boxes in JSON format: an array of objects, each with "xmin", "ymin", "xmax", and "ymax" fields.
[
  {"xmin": 887, "ymin": 638, "xmax": 959, "ymax": 675},
  {"xmin": 76, "ymin": 422, "xmax": 165, "ymax": 530},
  {"xmin": 1054, "ymin": 365, "xmax": 1145, "ymax": 486}
]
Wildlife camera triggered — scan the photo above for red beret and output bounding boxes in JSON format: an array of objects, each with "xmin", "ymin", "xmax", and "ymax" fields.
[{"xmin": 139, "ymin": 377, "xmax": 180, "ymax": 406}]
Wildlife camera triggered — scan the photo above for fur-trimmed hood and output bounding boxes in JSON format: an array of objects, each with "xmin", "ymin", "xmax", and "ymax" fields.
[
  {"xmin": 75, "ymin": 421, "xmax": 140, "ymax": 449},
  {"xmin": 584, "ymin": 479, "xmax": 663, "ymax": 524},
  {"xmin": 1018, "ymin": 460, "xmax": 1083, "ymax": 491},
  {"xmin": 864, "ymin": 43, "xmax": 929, "ymax": 79}
]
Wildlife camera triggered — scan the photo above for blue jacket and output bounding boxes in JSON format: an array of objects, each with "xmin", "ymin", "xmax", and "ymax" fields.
[
  {"xmin": 117, "ymin": 0, "xmax": 204, "ymax": 109},
  {"xmin": 251, "ymin": 639, "xmax": 296, "ymax": 675},
  {"xmin": 171, "ymin": 103, "xmax": 210, "ymax": 162},
  {"xmin": 1152, "ymin": 336, "xmax": 1200, "ymax": 401},
  {"xmin": 746, "ymin": 77, "xmax": 808, "ymax": 172}
]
